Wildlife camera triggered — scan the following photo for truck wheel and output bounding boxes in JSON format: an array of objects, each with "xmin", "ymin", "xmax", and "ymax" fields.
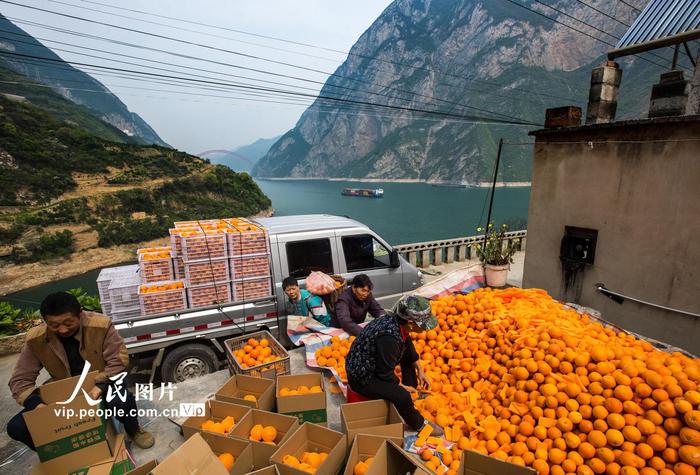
[{"xmin": 161, "ymin": 344, "xmax": 218, "ymax": 382}]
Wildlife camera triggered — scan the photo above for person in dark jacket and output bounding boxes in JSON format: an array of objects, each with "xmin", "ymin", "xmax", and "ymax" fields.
[
  {"xmin": 345, "ymin": 294, "xmax": 443, "ymax": 435},
  {"xmin": 330, "ymin": 274, "xmax": 385, "ymax": 336}
]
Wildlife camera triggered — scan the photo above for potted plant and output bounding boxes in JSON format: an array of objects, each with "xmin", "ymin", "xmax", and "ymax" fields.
[{"xmin": 475, "ymin": 223, "xmax": 516, "ymax": 287}]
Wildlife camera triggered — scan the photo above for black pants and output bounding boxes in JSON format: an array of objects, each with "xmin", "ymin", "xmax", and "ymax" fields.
[
  {"xmin": 6, "ymin": 391, "xmax": 140, "ymax": 451},
  {"xmin": 349, "ymin": 357, "xmax": 424, "ymax": 431}
]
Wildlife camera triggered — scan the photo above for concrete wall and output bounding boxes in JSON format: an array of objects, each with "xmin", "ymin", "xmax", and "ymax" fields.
[{"xmin": 523, "ymin": 116, "xmax": 700, "ymax": 354}]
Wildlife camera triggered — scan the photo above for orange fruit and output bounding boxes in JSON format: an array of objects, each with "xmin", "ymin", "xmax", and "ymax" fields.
[
  {"xmin": 262, "ymin": 425, "xmax": 277, "ymax": 443},
  {"xmin": 218, "ymin": 452, "xmax": 235, "ymax": 470}
]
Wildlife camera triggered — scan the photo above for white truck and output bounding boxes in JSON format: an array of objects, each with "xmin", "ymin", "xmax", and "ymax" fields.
[{"xmin": 112, "ymin": 215, "xmax": 423, "ymax": 382}]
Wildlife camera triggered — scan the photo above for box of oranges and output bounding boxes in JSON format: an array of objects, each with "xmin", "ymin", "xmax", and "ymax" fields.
[
  {"xmin": 181, "ymin": 399, "xmax": 251, "ymax": 440},
  {"xmin": 340, "ymin": 400, "xmax": 404, "ymax": 448},
  {"xmin": 342, "ymin": 433, "xmax": 404, "ymax": 475},
  {"xmin": 225, "ymin": 331, "xmax": 290, "ymax": 379},
  {"xmin": 215, "ymin": 374, "xmax": 276, "ymax": 411},
  {"xmin": 276, "ymin": 373, "xmax": 327, "ymax": 425},
  {"xmin": 270, "ymin": 422, "xmax": 346, "ymax": 475},
  {"xmin": 364, "ymin": 440, "xmax": 429, "ymax": 475},
  {"xmin": 230, "ymin": 409, "xmax": 299, "ymax": 470},
  {"xmin": 199, "ymin": 432, "xmax": 256, "ymax": 475}
]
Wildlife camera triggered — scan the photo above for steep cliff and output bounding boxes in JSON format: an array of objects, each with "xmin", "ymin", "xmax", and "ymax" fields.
[{"xmin": 254, "ymin": 0, "xmax": 671, "ymax": 182}]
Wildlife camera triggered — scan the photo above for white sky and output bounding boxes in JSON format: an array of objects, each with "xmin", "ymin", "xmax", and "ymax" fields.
[{"xmin": 1, "ymin": 0, "xmax": 394, "ymax": 153}]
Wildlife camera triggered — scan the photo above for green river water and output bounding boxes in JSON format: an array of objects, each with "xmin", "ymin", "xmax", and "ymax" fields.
[{"xmin": 3, "ymin": 180, "xmax": 530, "ymax": 309}]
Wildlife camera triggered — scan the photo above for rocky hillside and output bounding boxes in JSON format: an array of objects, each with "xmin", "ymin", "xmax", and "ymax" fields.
[
  {"xmin": 254, "ymin": 0, "xmax": 673, "ymax": 182},
  {"xmin": 0, "ymin": 14, "xmax": 168, "ymax": 147}
]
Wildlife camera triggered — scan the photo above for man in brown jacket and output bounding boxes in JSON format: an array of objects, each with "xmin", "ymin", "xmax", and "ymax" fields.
[{"xmin": 7, "ymin": 292, "xmax": 154, "ymax": 450}]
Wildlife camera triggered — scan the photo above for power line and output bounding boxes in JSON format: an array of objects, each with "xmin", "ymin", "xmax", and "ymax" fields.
[
  {"xmin": 0, "ymin": 50, "xmax": 543, "ymax": 126},
  {"xmin": 51, "ymin": 0, "xmax": 584, "ymax": 103},
  {"xmin": 3, "ymin": 16, "xmax": 536, "ymax": 124}
]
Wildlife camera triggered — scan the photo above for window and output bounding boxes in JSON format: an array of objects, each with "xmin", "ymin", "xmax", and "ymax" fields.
[
  {"xmin": 342, "ymin": 235, "xmax": 391, "ymax": 271},
  {"xmin": 286, "ymin": 238, "xmax": 333, "ymax": 278}
]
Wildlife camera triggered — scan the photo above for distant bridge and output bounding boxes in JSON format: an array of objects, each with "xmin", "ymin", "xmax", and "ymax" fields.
[{"xmin": 197, "ymin": 149, "xmax": 255, "ymax": 168}]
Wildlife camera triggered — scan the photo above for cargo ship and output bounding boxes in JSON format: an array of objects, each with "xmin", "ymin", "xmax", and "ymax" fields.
[{"xmin": 341, "ymin": 187, "xmax": 384, "ymax": 198}]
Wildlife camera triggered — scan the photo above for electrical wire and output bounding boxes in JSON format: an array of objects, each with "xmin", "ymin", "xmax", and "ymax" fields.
[{"xmin": 0, "ymin": 50, "xmax": 543, "ymax": 126}]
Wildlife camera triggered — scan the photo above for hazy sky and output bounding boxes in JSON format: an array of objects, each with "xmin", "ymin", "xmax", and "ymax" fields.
[{"xmin": 2, "ymin": 0, "xmax": 393, "ymax": 153}]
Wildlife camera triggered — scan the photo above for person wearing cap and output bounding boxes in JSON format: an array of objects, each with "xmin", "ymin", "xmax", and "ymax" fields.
[{"xmin": 345, "ymin": 295, "xmax": 443, "ymax": 435}]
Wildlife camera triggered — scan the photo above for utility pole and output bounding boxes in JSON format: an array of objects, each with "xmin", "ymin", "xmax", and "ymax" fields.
[{"xmin": 483, "ymin": 138, "xmax": 503, "ymax": 244}]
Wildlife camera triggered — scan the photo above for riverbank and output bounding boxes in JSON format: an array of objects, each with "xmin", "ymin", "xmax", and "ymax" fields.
[
  {"xmin": 257, "ymin": 177, "xmax": 531, "ymax": 187},
  {"xmin": 0, "ymin": 208, "xmax": 274, "ymax": 296}
]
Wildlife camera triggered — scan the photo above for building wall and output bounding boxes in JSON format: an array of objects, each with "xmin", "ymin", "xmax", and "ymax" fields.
[{"xmin": 522, "ymin": 116, "xmax": 700, "ymax": 354}]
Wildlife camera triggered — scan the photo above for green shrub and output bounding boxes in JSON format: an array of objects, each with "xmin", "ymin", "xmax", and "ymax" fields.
[
  {"xmin": 67, "ymin": 288, "xmax": 102, "ymax": 312},
  {"xmin": 9, "ymin": 230, "xmax": 76, "ymax": 263}
]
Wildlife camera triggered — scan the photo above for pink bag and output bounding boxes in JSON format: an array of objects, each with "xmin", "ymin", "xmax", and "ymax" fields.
[{"xmin": 305, "ymin": 271, "xmax": 336, "ymax": 295}]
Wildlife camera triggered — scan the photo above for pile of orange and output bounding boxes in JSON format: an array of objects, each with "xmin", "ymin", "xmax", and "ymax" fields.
[
  {"xmin": 201, "ymin": 415, "xmax": 235, "ymax": 435},
  {"xmin": 139, "ymin": 281, "xmax": 184, "ymax": 293},
  {"xmin": 420, "ymin": 447, "xmax": 460, "ymax": 473},
  {"xmin": 282, "ymin": 451, "xmax": 328, "ymax": 473},
  {"xmin": 140, "ymin": 250, "xmax": 172, "ymax": 260},
  {"xmin": 314, "ymin": 336, "xmax": 355, "ymax": 383},
  {"xmin": 353, "ymin": 456, "xmax": 375, "ymax": 475},
  {"xmin": 279, "ymin": 385, "xmax": 323, "ymax": 396},
  {"xmin": 249, "ymin": 423, "xmax": 278, "ymax": 444},
  {"xmin": 137, "ymin": 246, "xmax": 171, "ymax": 255},
  {"xmin": 233, "ymin": 337, "xmax": 280, "ymax": 369},
  {"xmin": 217, "ymin": 452, "xmax": 235, "ymax": 470},
  {"xmin": 409, "ymin": 287, "xmax": 700, "ymax": 475}
]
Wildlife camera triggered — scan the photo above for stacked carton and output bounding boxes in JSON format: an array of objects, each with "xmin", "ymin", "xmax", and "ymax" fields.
[{"xmin": 96, "ymin": 264, "xmax": 139, "ymax": 318}]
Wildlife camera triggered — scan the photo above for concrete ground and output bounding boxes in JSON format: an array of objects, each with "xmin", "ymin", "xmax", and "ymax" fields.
[
  {"xmin": 422, "ymin": 250, "xmax": 525, "ymax": 287},
  {"xmin": 0, "ymin": 348, "xmax": 342, "ymax": 473}
]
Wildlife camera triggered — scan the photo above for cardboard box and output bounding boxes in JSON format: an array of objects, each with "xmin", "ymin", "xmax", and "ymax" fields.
[
  {"xmin": 276, "ymin": 373, "xmax": 326, "ymax": 425},
  {"xmin": 459, "ymin": 449, "xmax": 537, "ymax": 475},
  {"xmin": 200, "ymin": 432, "xmax": 255, "ymax": 475},
  {"xmin": 342, "ymin": 433, "xmax": 404, "ymax": 475},
  {"xmin": 215, "ymin": 374, "xmax": 276, "ymax": 411},
  {"xmin": 150, "ymin": 432, "xmax": 228, "ymax": 475},
  {"xmin": 125, "ymin": 460, "xmax": 158, "ymax": 475},
  {"xmin": 24, "ymin": 372, "xmax": 119, "ymax": 475},
  {"xmin": 365, "ymin": 440, "xmax": 430, "ymax": 475},
  {"xmin": 32, "ymin": 434, "xmax": 132, "ymax": 475},
  {"xmin": 270, "ymin": 422, "xmax": 346, "ymax": 475},
  {"xmin": 181, "ymin": 399, "xmax": 251, "ymax": 440},
  {"xmin": 248, "ymin": 466, "xmax": 281, "ymax": 475},
  {"xmin": 340, "ymin": 399, "xmax": 404, "ymax": 447},
  {"xmin": 230, "ymin": 409, "xmax": 300, "ymax": 469}
]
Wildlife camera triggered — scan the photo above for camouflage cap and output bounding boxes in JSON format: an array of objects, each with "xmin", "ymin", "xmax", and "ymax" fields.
[{"xmin": 392, "ymin": 294, "xmax": 437, "ymax": 331}]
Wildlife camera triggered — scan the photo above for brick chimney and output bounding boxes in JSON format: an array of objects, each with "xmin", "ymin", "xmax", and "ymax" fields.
[
  {"xmin": 649, "ymin": 70, "xmax": 691, "ymax": 118},
  {"xmin": 586, "ymin": 61, "xmax": 622, "ymax": 125}
]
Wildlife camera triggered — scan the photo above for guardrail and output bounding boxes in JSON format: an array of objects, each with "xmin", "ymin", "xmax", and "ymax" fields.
[{"xmin": 394, "ymin": 230, "xmax": 527, "ymax": 268}]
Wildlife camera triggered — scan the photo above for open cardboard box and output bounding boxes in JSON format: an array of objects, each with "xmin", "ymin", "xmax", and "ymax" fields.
[
  {"xmin": 215, "ymin": 374, "xmax": 276, "ymax": 411},
  {"xmin": 459, "ymin": 449, "xmax": 537, "ymax": 475},
  {"xmin": 150, "ymin": 432, "xmax": 229, "ymax": 475},
  {"xmin": 181, "ymin": 399, "xmax": 251, "ymax": 440},
  {"xmin": 200, "ymin": 432, "xmax": 255, "ymax": 475},
  {"xmin": 276, "ymin": 373, "xmax": 326, "ymax": 425},
  {"xmin": 340, "ymin": 399, "xmax": 404, "ymax": 447},
  {"xmin": 248, "ymin": 466, "xmax": 281, "ymax": 475},
  {"xmin": 230, "ymin": 409, "xmax": 299, "ymax": 469},
  {"xmin": 342, "ymin": 433, "xmax": 404, "ymax": 475},
  {"xmin": 270, "ymin": 422, "xmax": 346, "ymax": 475},
  {"xmin": 365, "ymin": 440, "xmax": 430, "ymax": 475},
  {"xmin": 24, "ymin": 371, "xmax": 119, "ymax": 475},
  {"xmin": 32, "ymin": 434, "xmax": 131, "ymax": 475}
]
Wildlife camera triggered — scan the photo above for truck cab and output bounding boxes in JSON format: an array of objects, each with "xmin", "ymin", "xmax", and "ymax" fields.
[{"xmin": 119, "ymin": 215, "xmax": 422, "ymax": 382}]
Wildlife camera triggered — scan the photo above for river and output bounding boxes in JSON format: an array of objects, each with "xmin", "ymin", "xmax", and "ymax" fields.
[{"xmin": 3, "ymin": 180, "xmax": 530, "ymax": 309}]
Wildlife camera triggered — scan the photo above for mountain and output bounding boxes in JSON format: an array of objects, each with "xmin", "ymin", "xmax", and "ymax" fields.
[
  {"xmin": 0, "ymin": 93, "xmax": 270, "ymax": 263},
  {"xmin": 200, "ymin": 136, "xmax": 281, "ymax": 173},
  {"xmin": 0, "ymin": 14, "xmax": 169, "ymax": 147},
  {"xmin": 254, "ymin": 0, "xmax": 672, "ymax": 182}
]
